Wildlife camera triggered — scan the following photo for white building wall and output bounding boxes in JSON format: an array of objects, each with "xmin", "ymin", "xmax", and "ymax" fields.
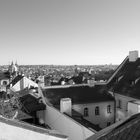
[
  {"xmin": 72, "ymin": 101, "xmax": 115, "ymax": 129},
  {"xmin": 114, "ymin": 93, "xmax": 137, "ymax": 121},
  {"xmin": 23, "ymin": 77, "xmax": 38, "ymax": 88},
  {"xmin": 44, "ymin": 104, "xmax": 95, "ymax": 140},
  {"xmin": 11, "ymin": 77, "xmax": 38, "ymax": 91},
  {"xmin": 0, "ymin": 119, "xmax": 67, "ymax": 140},
  {"xmin": 128, "ymin": 102, "xmax": 139, "ymax": 116},
  {"xmin": 11, "ymin": 81, "xmax": 20, "ymax": 91}
]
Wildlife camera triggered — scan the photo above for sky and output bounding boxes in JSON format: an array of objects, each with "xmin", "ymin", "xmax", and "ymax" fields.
[{"xmin": 0, "ymin": 0, "xmax": 140, "ymax": 65}]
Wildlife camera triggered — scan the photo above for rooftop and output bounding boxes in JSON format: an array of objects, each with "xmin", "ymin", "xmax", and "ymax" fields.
[
  {"xmin": 108, "ymin": 57, "xmax": 140, "ymax": 100},
  {"xmin": 0, "ymin": 88, "xmax": 46, "ymax": 119},
  {"xmin": 17, "ymin": 88, "xmax": 46, "ymax": 114},
  {"xmin": 0, "ymin": 116, "xmax": 67, "ymax": 139},
  {"xmin": 93, "ymin": 113, "xmax": 140, "ymax": 140},
  {"xmin": 8, "ymin": 75, "xmax": 24, "ymax": 87},
  {"xmin": 42, "ymin": 85, "xmax": 114, "ymax": 105}
]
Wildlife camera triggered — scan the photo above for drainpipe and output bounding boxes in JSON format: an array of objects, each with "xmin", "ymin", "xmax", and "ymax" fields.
[{"xmin": 114, "ymin": 93, "xmax": 116, "ymax": 123}]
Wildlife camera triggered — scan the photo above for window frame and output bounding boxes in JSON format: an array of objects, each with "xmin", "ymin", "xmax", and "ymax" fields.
[
  {"xmin": 107, "ymin": 105, "xmax": 111, "ymax": 113},
  {"xmin": 118, "ymin": 99, "xmax": 122, "ymax": 109},
  {"xmin": 107, "ymin": 122, "xmax": 111, "ymax": 126},
  {"xmin": 84, "ymin": 107, "xmax": 89, "ymax": 117},
  {"xmin": 95, "ymin": 106, "xmax": 100, "ymax": 115}
]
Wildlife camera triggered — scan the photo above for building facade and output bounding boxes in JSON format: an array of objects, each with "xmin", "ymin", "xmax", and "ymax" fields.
[{"xmin": 73, "ymin": 101, "xmax": 114, "ymax": 128}]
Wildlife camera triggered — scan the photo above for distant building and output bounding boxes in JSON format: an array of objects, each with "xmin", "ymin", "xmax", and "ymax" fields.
[
  {"xmin": 0, "ymin": 61, "xmax": 20, "ymax": 92},
  {"xmin": 8, "ymin": 61, "xmax": 19, "ymax": 80},
  {"xmin": 0, "ymin": 71, "xmax": 10, "ymax": 92},
  {"xmin": 36, "ymin": 75, "xmax": 45, "ymax": 87},
  {"xmin": 0, "ymin": 74, "xmax": 69, "ymax": 140},
  {"xmin": 10, "ymin": 76, "xmax": 38, "ymax": 92}
]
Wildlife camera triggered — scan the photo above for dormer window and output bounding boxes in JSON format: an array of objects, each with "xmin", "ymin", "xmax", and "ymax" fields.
[{"xmin": 84, "ymin": 107, "xmax": 88, "ymax": 117}]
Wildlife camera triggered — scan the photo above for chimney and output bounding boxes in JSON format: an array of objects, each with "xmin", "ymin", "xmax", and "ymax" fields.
[
  {"xmin": 60, "ymin": 98, "xmax": 72, "ymax": 116},
  {"xmin": 129, "ymin": 51, "xmax": 139, "ymax": 62}
]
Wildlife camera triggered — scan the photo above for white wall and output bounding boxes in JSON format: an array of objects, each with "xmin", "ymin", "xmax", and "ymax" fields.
[
  {"xmin": 114, "ymin": 93, "xmax": 136, "ymax": 121},
  {"xmin": 72, "ymin": 101, "xmax": 115, "ymax": 129},
  {"xmin": 0, "ymin": 118, "xmax": 67, "ymax": 140},
  {"xmin": 44, "ymin": 104, "xmax": 95, "ymax": 140},
  {"xmin": 128, "ymin": 101, "xmax": 140, "ymax": 116},
  {"xmin": 11, "ymin": 77, "xmax": 38, "ymax": 91}
]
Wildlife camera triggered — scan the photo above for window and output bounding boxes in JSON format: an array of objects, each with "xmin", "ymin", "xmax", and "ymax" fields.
[
  {"xmin": 126, "ymin": 102, "xmax": 128, "ymax": 111},
  {"xmin": 107, "ymin": 122, "xmax": 111, "ymax": 126},
  {"xmin": 3, "ymin": 81, "xmax": 7, "ymax": 86},
  {"xmin": 118, "ymin": 100, "xmax": 122, "ymax": 109},
  {"xmin": 107, "ymin": 105, "xmax": 111, "ymax": 113},
  {"xmin": 84, "ymin": 107, "xmax": 88, "ymax": 117},
  {"xmin": 95, "ymin": 106, "xmax": 100, "ymax": 115}
]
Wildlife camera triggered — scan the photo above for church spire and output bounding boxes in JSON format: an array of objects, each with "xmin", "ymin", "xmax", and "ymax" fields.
[
  {"xmin": 15, "ymin": 60, "xmax": 18, "ymax": 66},
  {"xmin": 11, "ymin": 61, "xmax": 14, "ymax": 66},
  {"xmin": 8, "ymin": 60, "xmax": 19, "ymax": 79}
]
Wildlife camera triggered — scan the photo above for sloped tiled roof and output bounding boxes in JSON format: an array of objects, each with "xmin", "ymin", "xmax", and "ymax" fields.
[
  {"xmin": 93, "ymin": 113, "xmax": 140, "ymax": 140},
  {"xmin": 42, "ymin": 85, "xmax": 114, "ymax": 105},
  {"xmin": 8, "ymin": 88, "xmax": 46, "ymax": 114},
  {"xmin": 107, "ymin": 58, "xmax": 140, "ymax": 99},
  {"xmin": 8, "ymin": 75, "xmax": 24, "ymax": 87},
  {"xmin": 17, "ymin": 88, "xmax": 46, "ymax": 114}
]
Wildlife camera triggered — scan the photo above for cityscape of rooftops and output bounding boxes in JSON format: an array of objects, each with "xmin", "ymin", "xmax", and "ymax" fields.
[{"xmin": 0, "ymin": 0, "xmax": 140, "ymax": 140}]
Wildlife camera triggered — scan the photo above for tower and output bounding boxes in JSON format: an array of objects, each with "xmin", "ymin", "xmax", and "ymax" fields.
[{"xmin": 8, "ymin": 61, "xmax": 19, "ymax": 80}]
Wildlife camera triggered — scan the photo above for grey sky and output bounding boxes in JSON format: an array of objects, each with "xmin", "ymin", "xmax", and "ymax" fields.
[{"xmin": 0, "ymin": 0, "xmax": 140, "ymax": 65}]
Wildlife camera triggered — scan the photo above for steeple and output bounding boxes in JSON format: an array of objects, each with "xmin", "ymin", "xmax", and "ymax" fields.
[
  {"xmin": 15, "ymin": 60, "xmax": 18, "ymax": 66},
  {"xmin": 11, "ymin": 61, "xmax": 14, "ymax": 66},
  {"xmin": 8, "ymin": 61, "xmax": 13, "ymax": 73},
  {"xmin": 8, "ymin": 61, "xmax": 19, "ymax": 79}
]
